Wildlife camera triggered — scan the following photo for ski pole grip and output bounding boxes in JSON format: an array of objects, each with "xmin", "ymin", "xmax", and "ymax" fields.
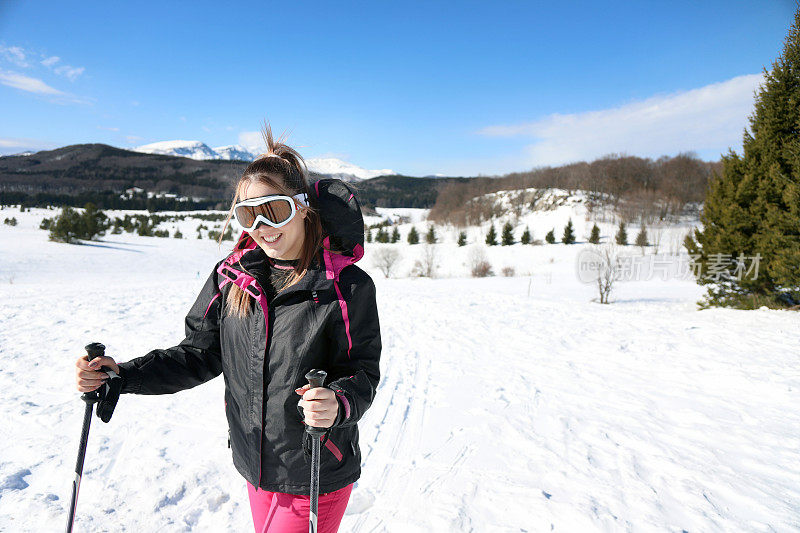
[
  {"xmin": 304, "ymin": 369, "xmax": 328, "ymax": 436},
  {"xmin": 85, "ymin": 342, "xmax": 105, "ymax": 362},
  {"xmin": 305, "ymin": 369, "xmax": 327, "ymax": 389}
]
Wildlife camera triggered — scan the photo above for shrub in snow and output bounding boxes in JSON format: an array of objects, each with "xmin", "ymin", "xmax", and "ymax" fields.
[
  {"xmin": 373, "ymin": 248, "xmax": 402, "ymax": 278},
  {"xmin": 468, "ymin": 245, "xmax": 493, "ymax": 277}
]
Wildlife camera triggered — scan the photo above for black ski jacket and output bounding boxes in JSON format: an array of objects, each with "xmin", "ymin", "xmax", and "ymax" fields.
[{"xmin": 116, "ymin": 179, "xmax": 382, "ymax": 495}]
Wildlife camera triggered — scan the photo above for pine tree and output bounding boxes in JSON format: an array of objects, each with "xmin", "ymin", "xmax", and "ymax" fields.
[
  {"xmin": 391, "ymin": 226, "xmax": 400, "ymax": 243},
  {"xmin": 376, "ymin": 227, "xmax": 390, "ymax": 243},
  {"xmin": 426, "ymin": 224, "xmax": 436, "ymax": 244},
  {"xmin": 485, "ymin": 223, "xmax": 498, "ymax": 246},
  {"xmin": 501, "ymin": 221, "xmax": 515, "ymax": 245},
  {"xmin": 588, "ymin": 223, "xmax": 600, "ymax": 244},
  {"xmin": 407, "ymin": 226, "xmax": 419, "ymax": 245},
  {"xmin": 635, "ymin": 225, "xmax": 649, "ymax": 250},
  {"xmin": 545, "ymin": 229, "xmax": 555, "ymax": 244},
  {"xmin": 686, "ymin": 8, "xmax": 800, "ymax": 308},
  {"xmin": 366, "ymin": 229, "xmax": 372, "ymax": 243},
  {"xmin": 562, "ymin": 218, "xmax": 576, "ymax": 244},
  {"xmin": 520, "ymin": 226, "xmax": 531, "ymax": 245},
  {"xmin": 615, "ymin": 221, "xmax": 628, "ymax": 245},
  {"xmin": 457, "ymin": 231, "xmax": 467, "ymax": 246}
]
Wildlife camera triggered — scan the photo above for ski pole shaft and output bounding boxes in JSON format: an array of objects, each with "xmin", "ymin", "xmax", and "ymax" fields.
[
  {"xmin": 304, "ymin": 369, "xmax": 327, "ymax": 533},
  {"xmin": 66, "ymin": 342, "xmax": 105, "ymax": 533}
]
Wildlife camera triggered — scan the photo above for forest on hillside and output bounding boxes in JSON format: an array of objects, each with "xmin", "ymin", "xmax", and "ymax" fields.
[{"xmin": 428, "ymin": 152, "xmax": 721, "ymax": 227}]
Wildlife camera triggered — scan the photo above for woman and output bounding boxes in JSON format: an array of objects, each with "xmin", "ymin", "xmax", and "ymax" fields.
[{"xmin": 73, "ymin": 124, "xmax": 382, "ymax": 533}]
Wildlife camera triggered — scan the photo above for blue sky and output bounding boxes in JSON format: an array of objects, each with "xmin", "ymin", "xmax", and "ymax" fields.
[{"xmin": 0, "ymin": 1, "xmax": 796, "ymax": 176}]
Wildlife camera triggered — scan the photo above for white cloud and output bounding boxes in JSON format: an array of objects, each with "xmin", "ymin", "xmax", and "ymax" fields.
[
  {"xmin": 476, "ymin": 73, "xmax": 765, "ymax": 166},
  {"xmin": 0, "ymin": 136, "xmax": 56, "ymax": 155},
  {"xmin": 0, "ymin": 68, "xmax": 92, "ymax": 105},
  {"xmin": 54, "ymin": 64, "xmax": 85, "ymax": 82},
  {"xmin": 0, "ymin": 45, "xmax": 28, "ymax": 68},
  {"xmin": 239, "ymin": 131, "xmax": 264, "ymax": 153},
  {"xmin": 41, "ymin": 55, "xmax": 60, "ymax": 68},
  {"xmin": 0, "ymin": 69, "xmax": 63, "ymax": 95}
]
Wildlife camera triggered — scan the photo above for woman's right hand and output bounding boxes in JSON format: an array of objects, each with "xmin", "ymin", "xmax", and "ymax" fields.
[{"xmin": 74, "ymin": 354, "xmax": 120, "ymax": 393}]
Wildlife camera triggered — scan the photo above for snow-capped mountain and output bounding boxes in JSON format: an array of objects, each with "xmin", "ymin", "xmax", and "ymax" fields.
[
  {"xmin": 303, "ymin": 157, "xmax": 394, "ymax": 180},
  {"xmin": 213, "ymin": 144, "xmax": 257, "ymax": 162},
  {"xmin": 135, "ymin": 140, "xmax": 220, "ymax": 160},
  {"xmin": 132, "ymin": 140, "xmax": 394, "ymax": 181}
]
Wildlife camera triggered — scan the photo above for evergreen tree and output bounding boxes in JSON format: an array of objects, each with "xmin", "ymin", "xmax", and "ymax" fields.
[
  {"xmin": 520, "ymin": 226, "xmax": 531, "ymax": 245},
  {"xmin": 501, "ymin": 221, "xmax": 515, "ymax": 245},
  {"xmin": 615, "ymin": 221, "xmax": 628, "ymax": 245},
  {"xmin": 426, "ymin": 224, "xmax": 436, "ymax": 244},
  {"xmin": 365, "ymin": 229, "xmax": 372, "ymax": 243},
  {"xmin": 485, "ymin": 223, "xmax": 498, "ymax": 246},
  {"xmin": 562, "ymin": 218, "xmax": 576, "ymax": 244},
  {"xmin": 391, "ymin": 226, "xmax": 400, "ymax": 243},
  {"xmin": 588, "ymin": 223, "xmax": 601, "ymax": 244},
  {"xmin": 173, "ymin": 228, "xmax": 183, "ymax": 239},
  {"xmin": 545, "ymin": 229, "xmax": 555, "ymax": 244},
  {"xmin": 635, "ymin": 225, "xmax": 649, "ymax": 249},
  {"xmin": 457, "ymin": 231, "xmax": 467, "ymax": 246},
  {"xmin": 407, "ymin": 226, "xmax": 419, "ymax": 245},
  {"xmin": 686, "ymin": 8, "xmax": 800, "ymax": 308}
]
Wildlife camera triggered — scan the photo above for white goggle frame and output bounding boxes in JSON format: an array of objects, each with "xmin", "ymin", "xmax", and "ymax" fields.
[{"xmin": 233, "ymin": 192, "xmax": 309, "ymax": 231}]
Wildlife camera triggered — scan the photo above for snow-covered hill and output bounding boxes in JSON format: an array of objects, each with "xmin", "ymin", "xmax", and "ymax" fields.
[{"xmin": 132, "ymin": 140, "xmax": 395, "ymax": 181}]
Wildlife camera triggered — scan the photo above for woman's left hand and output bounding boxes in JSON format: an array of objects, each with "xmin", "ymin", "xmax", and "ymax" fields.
[{"xmin": 296, "ymin": 384, "xmax": 339, "ymax": 428}]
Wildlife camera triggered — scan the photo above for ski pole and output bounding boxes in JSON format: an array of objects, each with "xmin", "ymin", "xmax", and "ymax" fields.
[
  {"xmin": 66, "ymin": 342, "xmax": 122, "ymax": 533},
  {"xmin": 304, "ymin": 368, "xmax": 328, "ymax": 533}
]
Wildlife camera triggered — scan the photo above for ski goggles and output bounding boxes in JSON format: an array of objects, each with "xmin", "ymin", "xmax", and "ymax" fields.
[{"xmin": 233, "ymin": 192, "xmax": 309, "ymax": 231}]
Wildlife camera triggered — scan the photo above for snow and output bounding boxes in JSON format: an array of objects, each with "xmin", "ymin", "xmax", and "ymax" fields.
[{"xmin": 1, "ymin": 204, "xmax": 798, "ymax": 532}]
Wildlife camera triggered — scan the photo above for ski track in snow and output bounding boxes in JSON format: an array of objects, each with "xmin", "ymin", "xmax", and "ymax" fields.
[{"xmin": 1, "ymin": 215, "xmax": 799, "ymax": 532}]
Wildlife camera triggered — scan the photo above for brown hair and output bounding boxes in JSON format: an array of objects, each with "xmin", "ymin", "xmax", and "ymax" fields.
[{"xmin": 216, "ymin": 120, "xmax": 325, "ymax": 318}]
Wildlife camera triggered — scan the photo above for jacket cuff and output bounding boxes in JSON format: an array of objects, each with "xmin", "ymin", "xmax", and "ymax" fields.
[
  {"xmin": 329, "ymin": 387, "xmax": 351, "ymax": 427},
  {"xmin": 117, "ymin": 361, "xmax": 142, "ymax": 394}
]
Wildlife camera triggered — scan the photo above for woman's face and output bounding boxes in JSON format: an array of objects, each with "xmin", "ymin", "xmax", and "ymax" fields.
[{"xmin": 240, "ymin": 179, "xmax": 307, "ymax": 261}]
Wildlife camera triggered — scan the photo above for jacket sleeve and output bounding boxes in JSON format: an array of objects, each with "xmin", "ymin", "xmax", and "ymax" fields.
[
  {"xmin": 325, "ymin": 272, "xmax": 382, "ymax": 429},
  {"xmin": 116, "ymin": 262, "xmax": 224, "ymax": 395}
]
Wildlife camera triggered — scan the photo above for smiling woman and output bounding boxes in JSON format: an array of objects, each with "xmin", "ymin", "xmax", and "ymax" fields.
[{"xmin": 75, "ymin": 121, "xmax": 382, "ymax": 533}]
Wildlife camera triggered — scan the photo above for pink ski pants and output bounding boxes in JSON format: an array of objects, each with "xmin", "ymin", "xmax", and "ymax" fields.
[{"xmin": 246, "ymin": 481, "xmax": 353, "ymax": 533}]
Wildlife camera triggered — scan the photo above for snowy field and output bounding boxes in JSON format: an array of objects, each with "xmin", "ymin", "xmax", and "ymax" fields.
[{"xmin": 1, "ymin": 206, "xmax": 799, "ymax": 532}]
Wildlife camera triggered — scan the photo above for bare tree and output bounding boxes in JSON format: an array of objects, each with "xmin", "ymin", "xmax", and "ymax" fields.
[
  {"xmin": 577, "ymin": 243, "xmax": 621, "ymax": 304},
  {"xmin": 467, "ymin": 244, "xmax": 493, "ymax": 277},
  {"xmin": 372, "ymin": 247, "xmax": 402, "ymax": 278},
  {"xmin": 650, "ymin": 226, "xmax": 664, "ymax": 255},
  {"xmin": 411, "ymin": 243, "xmax": 439, "ymax": 278}
]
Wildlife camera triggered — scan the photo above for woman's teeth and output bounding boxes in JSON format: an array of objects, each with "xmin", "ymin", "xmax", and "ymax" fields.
[{"xmin": 264, "ymin": 233, "xmax": 282, "ymax": 243}]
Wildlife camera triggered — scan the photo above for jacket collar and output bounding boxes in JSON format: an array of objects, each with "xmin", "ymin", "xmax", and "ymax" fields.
[{"xmin": 225, "ymin": 230, "xmax": 357, "ymax": 295}]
